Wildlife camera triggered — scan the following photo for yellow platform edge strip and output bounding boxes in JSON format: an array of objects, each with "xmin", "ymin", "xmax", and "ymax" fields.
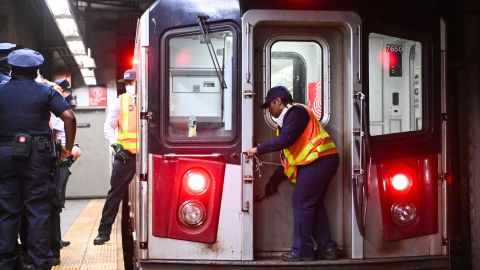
[{"xmin": 52, "ymin": 199, "xmax": 125, "ymax": 270}]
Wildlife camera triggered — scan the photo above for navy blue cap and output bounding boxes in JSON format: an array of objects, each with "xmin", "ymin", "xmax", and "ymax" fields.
[
  {"xmin": 123, "ymin": 69, "xmax": 136, "ymax": 81},
  {"xmin": 261, "ymin": 86, "xmax": 292, "ymax": 108},
  {"xmin": 7, "ymin": 48, "xmax": 44, "ymax": 67},
  {"xmin": 55, "ymin": 78, "xmax": 71, "ymax": 92},
  {"xmin": 0, "ymin": 43, "xmax": 16, "ymax": 51},
  {"xmin": 0, "ymin": 43, "xmax": 16, "ymax": 61}
]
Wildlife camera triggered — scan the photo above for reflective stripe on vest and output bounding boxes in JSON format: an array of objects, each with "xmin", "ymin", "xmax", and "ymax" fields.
[
  {"xmin": 118, "ymin": 93, "xmax": 138, "ymax": 154},
  {"xmin": 279, "ymin": 104, "xmax": 337, "ymax": 183}
]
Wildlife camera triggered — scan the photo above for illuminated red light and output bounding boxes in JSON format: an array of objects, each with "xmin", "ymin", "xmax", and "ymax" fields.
[
  {"xmin": 184, "ymin": 169, "xmax": 209, "ymax": 194},
  {"xmin": 132, "ymin": 57, "xmax": 139, "ymax": 65},
  {"xmin": 391, "ymin": 173, "xmax": 412, "ymax": 192},
  {"xmin": 176, "ymin": 51, "xmax": 191, "ymax": 67},
  {"xmin": 380, "ymin": 50, "xmax": 399, "ymax": 69}
]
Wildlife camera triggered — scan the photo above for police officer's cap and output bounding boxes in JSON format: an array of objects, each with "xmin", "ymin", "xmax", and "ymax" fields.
[
  {"xmin": 55, "ymin": 78, "xmax": 71, "ymax": 92},
  {"xmin": 261, "ymin": 86, "xmax": 292, "ymax": 108},
  {"xmin": 0, "ymin": 42, "xmax": 16, "ymax": 51},
  {"xmin": 7, "ymin": 48, "xmax": 44, "ymax": 68},
  {"xmin": 0, "ymin": 43, "xmax": 16, "ymax": 61},
  {"xmin": 123, "ymin": 69, "xmax": 136, "ymax": 81}
]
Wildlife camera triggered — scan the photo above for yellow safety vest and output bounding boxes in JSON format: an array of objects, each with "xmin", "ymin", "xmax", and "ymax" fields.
[
  {"xmin": 118, "ymin": 93, "xmax": 138, "ymax": 154},
  {"xmin": 279, "ymin": 104, "xmax": 337, "ymax": 183}
]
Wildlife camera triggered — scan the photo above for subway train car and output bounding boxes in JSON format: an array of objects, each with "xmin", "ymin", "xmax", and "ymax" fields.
[{"xmin": 126, "ymin": 0, "xmax": 450, "ymax": 268}]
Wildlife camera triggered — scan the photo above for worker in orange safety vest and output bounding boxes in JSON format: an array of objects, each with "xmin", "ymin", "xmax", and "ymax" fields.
[
  {"xmin": 94, "ymin": 69, "xmax": 137, "ymax": 246},
  {"xmin": 245, "ymin": 86, "xmax": 339, "ymax": 262}
]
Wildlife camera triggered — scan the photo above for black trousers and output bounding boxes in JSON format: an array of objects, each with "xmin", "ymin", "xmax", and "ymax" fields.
[
  {"xmin": 0, "ymin": 146, "xmax": 54, "ymax": 270},
  {"xmin": 291, "ymin": 153, "xmax": 340, "ymax": 257},
  {"xmin": 51, "ymin": 166, "xmax": 71, "ymax": 258},
  {"xmin": 98, "ymin": 156, "xmax": 136, "ymax": 236}
]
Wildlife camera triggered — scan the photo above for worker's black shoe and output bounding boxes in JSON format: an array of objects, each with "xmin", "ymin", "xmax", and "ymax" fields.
[
  {"xmin": 316, "ymin": 247, "xmax": 337, "ymax": 260},
  {"xmin": 60, "ymin": 239, "xmax": 71, "ymax": 248},
  {"xmin": 49, "ymin": 257, "xmax": 61, "ymax": 266},
  {"xmin": 93, "ymin": 234, "xmax": 110, "ymax": 245},
  {"xmin": 281, "ymin": 251, "xmax": 314, "ymax": 261}
]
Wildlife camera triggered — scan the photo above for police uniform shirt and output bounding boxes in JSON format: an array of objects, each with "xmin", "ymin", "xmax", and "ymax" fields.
[
  {"xmin": 0, "ymin": 72, "xmax": 10, "ymax": 83},
  {"xmin": 0, "ymin": 75, "xmax": 70, "ymax": 139},
  {"xmin": 257, "ymin": 105, "xmax": 310, "ymax": 155}
]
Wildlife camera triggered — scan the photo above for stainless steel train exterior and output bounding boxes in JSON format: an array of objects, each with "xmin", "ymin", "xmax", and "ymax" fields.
[{"xmin": 125, "ymin": 0, "xmax": 450, "ymax": 269}]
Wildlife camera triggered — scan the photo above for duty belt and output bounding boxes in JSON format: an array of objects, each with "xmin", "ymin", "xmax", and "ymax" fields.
[{"xmin": 0, "ymin": 135, "xmax": 51, "ymax": 148}]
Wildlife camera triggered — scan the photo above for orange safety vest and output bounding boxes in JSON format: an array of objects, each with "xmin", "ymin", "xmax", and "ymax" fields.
[
  {"xmin": 118, "ymin": 93, "xmax": 138, "ymax": 154},
  {"xmin": 279, "ymin": 104, "xmax": 337, "ymax": 183}
]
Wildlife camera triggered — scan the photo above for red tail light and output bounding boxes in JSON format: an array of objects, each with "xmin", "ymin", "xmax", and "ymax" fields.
[
  {"xmin": 390, "ymin": 172, "xmax": 412, "ymax": 193},
  {"xmin": 152, "ymin": 155, "xmax": 226, "ymax": 243},
  {"xmin": 132, "ymin": 57, "xmax": 138, "ymax": 65},
  {"xmin": 184, "ymin": 169, "xmax": 209, "ymax": 194},
  {"xmin": 377, "ymin": 156, "xmax": 438, "ymax": 240}
]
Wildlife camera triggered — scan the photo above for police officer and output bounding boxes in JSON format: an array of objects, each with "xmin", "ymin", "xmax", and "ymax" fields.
[
  {"xmin": 49, "ymin": 78, "xmax": 81, "ymax": 266},
  {"xmin": 0, "ymin": 43, "xmax": 16, "ymax": 83},
  {"xmin": 0, "ymin": 49, "xmax": 76, "ymax": 270},
  {"xmin": 94, "ymin": 69, "xmax": 137, "ymax": 245},
  {"xmin": 245, "ymin": 86, "xmax": 339, "ymax": 261}
]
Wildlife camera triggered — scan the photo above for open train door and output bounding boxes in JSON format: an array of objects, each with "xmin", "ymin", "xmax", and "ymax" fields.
[{"xmin": 242, "ymin": 10, "xmax": 363, "ymax": 259}]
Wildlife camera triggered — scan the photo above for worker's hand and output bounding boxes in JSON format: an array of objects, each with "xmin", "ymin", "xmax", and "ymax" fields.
[
  {"xmin": 71, "ymin": 145, "xmax": 82, "ymax": 160},
  {"xmin": 111, "ymin": 143, "xmax": 130, "ymax": 161},
  {"xmin": 244, "ymin": 147, "xmax": 257, "ymax": 158}
]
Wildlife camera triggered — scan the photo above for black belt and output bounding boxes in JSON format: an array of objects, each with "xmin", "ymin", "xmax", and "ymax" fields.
[{"xmin": 0, "ymin": 135, "xmax": 51, "ymax": 147}]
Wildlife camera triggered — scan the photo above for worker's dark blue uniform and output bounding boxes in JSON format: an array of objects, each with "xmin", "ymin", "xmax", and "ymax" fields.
[
  {"xmin": 257, "ymin": 104, "xmax": 339, "ymax": 259},
  {"xmin": 0, "ymin": 49, "xmax": 70, "ymax": 270}
]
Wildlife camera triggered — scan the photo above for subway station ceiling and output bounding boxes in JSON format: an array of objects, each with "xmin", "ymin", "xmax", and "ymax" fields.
[
  {"xmin": 70, "ymin": 0, "xmax": 155, "ymax": 87},
  {"xmin": 16, "ymin": 0, "xmax": 155, "ymax": 88}
]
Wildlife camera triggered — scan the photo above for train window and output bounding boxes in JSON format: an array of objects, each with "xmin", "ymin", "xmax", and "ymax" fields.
[
  {"xmin": 266, "ymin": 40, "xmax": 326, "ymax": 127},
  {"xmin": 167, "ymin": 29, "xmax": 235, "ymax": 140},
  {"xmin": 368, "ymin": 33, "xmax": 423, "ymax": 136}
]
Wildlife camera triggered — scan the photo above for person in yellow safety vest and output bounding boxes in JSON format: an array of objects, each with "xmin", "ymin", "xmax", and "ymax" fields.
[
  {"xmin": 94, "ymin": 69, "xmax": 137, "ymax": 246},
  {"xmin": 245, "ymin": 86, "xmax": 340, "ymax": 262}
]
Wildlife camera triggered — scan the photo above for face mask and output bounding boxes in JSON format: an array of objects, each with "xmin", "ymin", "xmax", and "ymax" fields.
[{"xmin": 126, "ymin": 85, "xmax": 136, "ymax": 96}]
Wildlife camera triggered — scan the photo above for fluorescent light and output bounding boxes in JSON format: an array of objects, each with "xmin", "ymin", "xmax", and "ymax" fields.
[
  {"xmin": 84, "ymin": 77, "xmax": 97, "ymax": 85},
  {"xmin": 81, "ymin": 68, "xmax": 95, "ymax": 77},
  {"xmin": 45, "ymin": 0, "xmax": 97, "ymax": 86},
  {"xmin": 75, "ymin": 55, "xmax": 96, "ymax": 69},
  {"xmin": 67, "ymin": 41, "xmax": 86, "ymax": 55},
  {"xmin": 74, "ymin": 55, "xmax": 88, "ymax": 66},
  {"xmin": 57, "ymin": 18, "xmax": 80, "ymax": 37},
  {"xmin": 82, "ymin": 57, "xmax": 96, "ymax": 69},
  {"xmin": 45, "ymin": 0, "xmax": 72, "ymax": 16}
]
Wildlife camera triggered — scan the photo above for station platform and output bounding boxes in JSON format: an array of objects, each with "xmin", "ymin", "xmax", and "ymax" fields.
[{"xmin": 52, "ymin": 199, "xmax": 124, "ymax": 270}]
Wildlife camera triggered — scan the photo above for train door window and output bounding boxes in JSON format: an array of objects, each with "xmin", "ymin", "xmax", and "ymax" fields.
[
  {"xmin": 368, "ymin": 33, "xmax": 423, "ymax": 136},
  {"xmin": 167, "ymin": 29, "xmax": 235, "ymax": 141},
  {"xmin": 265, "ymin": 38, "xmax": 328, "ymax": 128}
]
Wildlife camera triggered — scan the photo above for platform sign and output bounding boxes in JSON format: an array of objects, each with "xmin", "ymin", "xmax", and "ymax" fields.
[{"xmin": 89, "ymin": 86, "xmax": 107, "ymax": 107}]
